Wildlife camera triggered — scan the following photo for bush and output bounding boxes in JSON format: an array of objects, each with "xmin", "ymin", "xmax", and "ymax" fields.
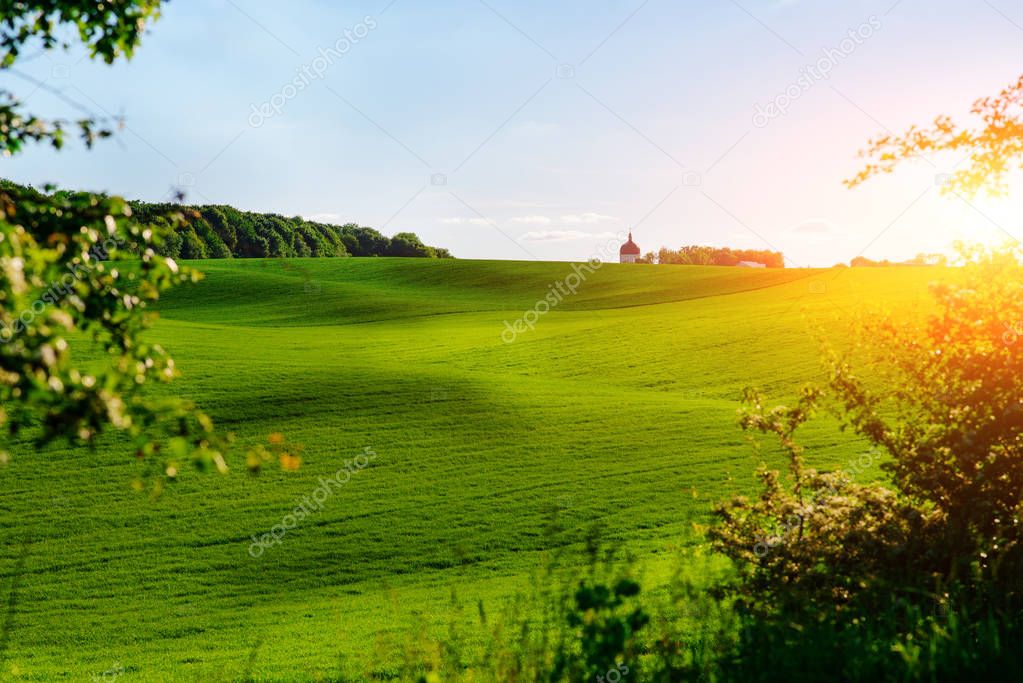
[{"xmin": 706, "ymin": 245, "xmax": 1023, "ymax": 680}]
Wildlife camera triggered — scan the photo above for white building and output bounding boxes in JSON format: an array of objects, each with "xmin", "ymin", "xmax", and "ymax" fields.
[{"xmin": 736, "ymin": 260, "xmax": 766, "ymax": 268}]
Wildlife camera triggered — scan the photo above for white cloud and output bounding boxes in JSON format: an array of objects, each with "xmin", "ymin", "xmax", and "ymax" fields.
[
  {"xmin": 560, "ymin": 212, "xmax": 617, "ymax": 224},
  {"xmin": 520, "ymin": 230, "xmax": 618, "ymax": 243},
  {"xmin": 510, "ymin": 215, "xmax": 552, "ymax": 225},
  {"xmin": 441, "ymin": 212, "xmax": 618, "ymax": 234}
]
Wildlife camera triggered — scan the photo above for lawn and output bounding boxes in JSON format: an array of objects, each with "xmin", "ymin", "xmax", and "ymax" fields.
[{"xmin": 0, "ymin": 258, "xmax": 942, "ymax": 681}]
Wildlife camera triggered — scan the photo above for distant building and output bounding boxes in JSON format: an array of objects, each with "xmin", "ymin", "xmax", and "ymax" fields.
[
  {"xmin": 619, "ymin": 231, "xmax": 641, "ymax": 263},
  {"xmin": 736, "ymin": 260, "xmax": 766, "ymax": 268}
]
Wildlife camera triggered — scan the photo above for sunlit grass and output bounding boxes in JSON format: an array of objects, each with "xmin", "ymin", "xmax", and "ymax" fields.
[{"xmin": 0, "ymin": 258, "xmax": 941, "ymax": 681}]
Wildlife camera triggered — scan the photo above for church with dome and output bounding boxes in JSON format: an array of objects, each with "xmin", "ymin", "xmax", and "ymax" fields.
[{"xmin": 619, "ymin": 231, "xmax": 641, "ymax": 263}]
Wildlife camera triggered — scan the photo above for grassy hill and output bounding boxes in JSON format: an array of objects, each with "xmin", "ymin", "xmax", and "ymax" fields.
[{"xmin": 0, "ymin": 259, "xmax": 943, "ymax": 681}]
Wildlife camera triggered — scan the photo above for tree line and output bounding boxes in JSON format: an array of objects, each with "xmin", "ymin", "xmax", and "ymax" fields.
[
  {"xmin": 850, "ymin": 253, "xmax": 948, "ymax": 267},
  {"xmin": 2, "ymin": 180, "xmax": 453, "ymax": 260},
  {"xmin": 641, "ymin": 245, "xmax": 785, "ymax": 267}
]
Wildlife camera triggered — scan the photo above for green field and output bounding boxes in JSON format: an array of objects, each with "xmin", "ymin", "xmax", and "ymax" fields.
[{"xmin": 0, "ymin": 258, "xmax": 942, "ymax": 681}]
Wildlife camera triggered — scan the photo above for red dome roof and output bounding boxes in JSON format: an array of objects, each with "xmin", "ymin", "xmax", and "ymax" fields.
[{"xmin": 619, "ymin": 232, "xmax": 640, "ymax": 255}]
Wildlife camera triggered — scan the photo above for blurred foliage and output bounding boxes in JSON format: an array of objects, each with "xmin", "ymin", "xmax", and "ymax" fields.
[
  {"xmin": 0, "ymin": 176, "xmax": 231, "ymax": 476},
  {"xmin": 0, "ymin": 0, "xmax": 164, "ymax": 156},
  {"xmin": 245, "ymin": 432, "xmax": 303, "ymax": 473},
  {"xmin": 847, "ymin": 73, "xmax": 1023, "ymax": 197},
  {"xmin": 0, "ymin": 0, "xmax": 266, "ymax": 479},
  {"xmin": 372, "ymin": 527, "xmax": 652, "ymax": 682}
]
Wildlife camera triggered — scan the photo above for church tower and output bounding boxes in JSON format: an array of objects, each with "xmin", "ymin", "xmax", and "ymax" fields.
[{"xmin": 619, "ymin": 231, "xmax": 640, "ymax": 263}]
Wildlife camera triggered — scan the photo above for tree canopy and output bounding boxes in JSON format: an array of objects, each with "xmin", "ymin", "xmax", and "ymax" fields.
[
  {"xmin": 0, "ymin": 0, "xmax": 164, "ymax": 156},
  {"xmin": 0, "ymin": 1, "xmax": 228, "ymax": 481}
]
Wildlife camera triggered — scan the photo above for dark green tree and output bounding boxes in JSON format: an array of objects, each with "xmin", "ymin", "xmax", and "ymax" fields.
[{"xmin": 387, "ymin": 231, "xmax": 434, "ymax": 258}]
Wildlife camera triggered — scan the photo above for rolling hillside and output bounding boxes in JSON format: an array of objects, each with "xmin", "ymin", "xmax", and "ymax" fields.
[{"xmin": 0, "ymin": 259, "xmax": 943, "ymax": 681}]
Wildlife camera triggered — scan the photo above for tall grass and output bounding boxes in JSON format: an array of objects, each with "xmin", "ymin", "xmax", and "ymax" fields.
[{"xmin": 376, "ymin": 540, "xmax": 1023, "ymax": 682}]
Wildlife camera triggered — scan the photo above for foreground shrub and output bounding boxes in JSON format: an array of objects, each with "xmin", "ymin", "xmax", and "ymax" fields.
[
  {"xmin": 716, "ymin": 602, "xmax": 1023, "ymax": 682},
  {"xmin": 369, "ymin": 531, "xmax": 651, "ymax": 682},
  {"xmin": 708, "ymin": 245, "xmax": 1023, "ymax": 679}
]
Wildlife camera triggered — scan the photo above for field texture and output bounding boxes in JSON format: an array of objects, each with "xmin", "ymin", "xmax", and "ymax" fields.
[{"xmin": 0, "ymin": 258, "xmax": 941, "ymax": 681}]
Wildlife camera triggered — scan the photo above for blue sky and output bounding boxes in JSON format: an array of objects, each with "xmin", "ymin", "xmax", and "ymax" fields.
[{"xmin": 5, "ymin": 0, "xmax": 1023, "ymax": 265}]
